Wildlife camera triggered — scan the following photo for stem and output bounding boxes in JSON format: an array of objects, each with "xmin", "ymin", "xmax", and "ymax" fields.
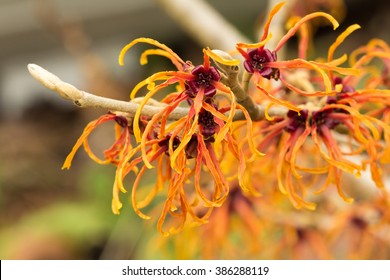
[
  {"xmin": 29, "ymin": 63, "xmax": 367, "ymax": 142},
  {"xmin": 215, "ymin": 60, "xmax": 265, "ymax": 120},
  {"xmin": 28, "ymin": 63, "xmax": 290, "ymax": 122},
  {"xmin": 27, "ymin": 64, "xmax": 188, "ymax": 120}
]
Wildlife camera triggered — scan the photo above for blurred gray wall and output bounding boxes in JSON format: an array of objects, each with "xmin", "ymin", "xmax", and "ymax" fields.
[{"xmin": 0, "ymin": 0, "xmax": 264, "ymax": 119}]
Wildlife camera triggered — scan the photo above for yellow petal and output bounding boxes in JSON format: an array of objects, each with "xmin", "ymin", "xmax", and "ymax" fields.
[
  {"xmin": 204, "ymin": 48, "xmax": 240, "ymax": 66},
  {"xmin": 62, "ymin": 114, "xmax": 114, "ymax": 169},
  {"xmin": 275, "ymin": 12, "xmax": 339, "ymax": 52},
  {"xmin": 328, "ymin": 24, "xmax": 361, "ymax": 62},
  {"xmin": 260, "ymin": 1, "xmax": 286, "ymax": 41},
  {"xmin": 236, "ymin": 33, "xmax": 273, "ymax": 50},
  {"xmin": 119, "ymin": 37, "xmax": 185, "ymax": 66}
]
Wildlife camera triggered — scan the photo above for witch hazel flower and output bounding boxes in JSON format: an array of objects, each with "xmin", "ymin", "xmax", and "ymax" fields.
[
  {"xmin": 109, "ymin": 38, "xmax": 263, "ymax": 235},
  {"xmin": 234, "ymin": 2, "xmax": 360, "ymax": 113},
  {"xmin": 251, "ymin": 88, "xmax": 390, "ymax": 209},
  {"xmin": 243, "ymin": 47, "xmax": 279, "ymax": 80},
  {"xmin": 185, "ymin": 64, "xmax": 221, "ymax": 98},
  {"xmin": 61, "ymin": 112, "xmax": 138, "ymax": 213}
]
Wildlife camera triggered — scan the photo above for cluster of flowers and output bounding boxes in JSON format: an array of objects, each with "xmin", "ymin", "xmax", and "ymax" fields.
[{"xmin": 63, "ymin": 2, "xmax": 390, "ymax": 236}]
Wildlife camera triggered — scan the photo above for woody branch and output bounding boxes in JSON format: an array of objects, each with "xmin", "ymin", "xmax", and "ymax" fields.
[{"xmin": 28, "ymin": 63, "xmax": 288, "ymax": 120}]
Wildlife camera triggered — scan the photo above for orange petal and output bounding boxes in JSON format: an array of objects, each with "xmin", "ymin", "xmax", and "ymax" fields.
[
  {"xmin": 130, "ymin": 71, "xmax": 191, "ymax": 100},
  {"xmin": 276, "ymin": 134, "xmax": 290, "ymax": 194},
  {"xmin": 312, "ymin": 124, "xmax": 361, "ymax": 175},
  {"xmin": 260, "ymin": 1, "xmax": 286, "ymax": 42},
  {"xmin": 280, "ymin": 76, "xmax": 329, "ymax": 97},
  {"xmin": 236, "ymin": 33, "xmax": 272, "ymax": 50},
  {"xmin": 236, "ymin": 103, "xmax": 265, "ymax": 158},
  {"xmin": 119, "ymin": 37, "xmax": 185, "ymax": 66},
  {"xmin": 140, "ymin": 49, "xmax": 184, "ymax": 70},
  {"xmin": 257, "ymin": 84, "xmax": 301, "ymax": 113},
  {"xmin": 275, "ymin": 12, "xmax": 339, "ymax": 52},
  {"xmin": 290, "ymin": 122, "xmax": 311, "ymax": 179},
  {"xmin": 328, "ymin": 24, "xmax": 361, "ymax": 62},
  {"xmin": 62, "ymin": 114, "xmax": 115, "ymax": 169},
  {"xmin": 266, "ymin": 59, "xmax": 333, "ymax": 92}
]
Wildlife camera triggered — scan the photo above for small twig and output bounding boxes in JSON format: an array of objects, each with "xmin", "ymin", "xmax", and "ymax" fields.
[
  {"xmin": 212, "ymin": 50, "xmax": 269, "ymax": 120},
  {"xmin": 27, "ymin": 64, "xmax": 188, "ymax": 120},
  {"xmin": 226, "ymin": 66, "xmax": 283, "ymax": 121}
]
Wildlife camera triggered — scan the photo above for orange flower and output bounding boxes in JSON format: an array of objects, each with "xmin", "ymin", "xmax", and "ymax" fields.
[
  {"xmin": 61, "ymin": 113, "xmax": 136, "ymax": 213},
  {"xmin": 251, "ymin": 89, "xmax": 389, "ymax": 209},
  {"xmin": 235, "ymin": 2, "xmax": 359, "ymax": 112},
  {"xmin": 119, "ymin": 38, "xmax": 262, "ymax": 235},
  {"xmin": 153, "ymin": 185, "xmax": 265, "ymax": 259}
]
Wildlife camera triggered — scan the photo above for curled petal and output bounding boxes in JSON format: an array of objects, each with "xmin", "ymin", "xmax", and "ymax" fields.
[
  {"xmin": 111, "ymin": 196, "xmax": 122, "ymax": 215},
  {"xmin": 285, "ymin": 168, "xmax": 317, "ymax": 210},
  {"xmin": 236, "ymin": 33, "xmax": 273, "ymax": 50},
  {"xmin": 157, "ymin": 172, "xmax": 186, "ymax": 236},
  {"xmin": 62, "ymin": 114, "xmax": 115, "ymax": 169},
  {"xmin": 367, "ymin": 38, "xmax": 390, "ymax": 51},
  {"xmin": 287, "ymin": 16, "xmax": 310, "ymax": 59},
  {"xmin": 276, "ymin": 134, "xmax": 290, "ymax": 195},
  {"xmin": 275, "ymin": 12, "xmax": 339, "ymax": 52},
  {"xmin": 203, "ymin": 140, "xmax": 230, "ymax": 204},
  {"xmin": 130, "ymin": 71, "xmax": 192, "ymax": 100},
  {"xmin": 202, "ymin": 102, "xmax": 228, "ymax": 122},
  {"xmin": 326, "ymin": 104, "xmax": 381, "ymax": 141},
  {"xmin": 204, "ymin": 48, "xmax": 240, "ymax": 66},
  {"xmin": 211, "ymin": 91, "xmax": 235, "ymax": 153},
  {"xmin": 193, "ymin": 139, "xmax": 220, "ymax": 206},
  {"xmin": 113, "ymin": 130, "xmax": 132, "ymax": 194},
  {"xmin": 236, "ymin": 103, "xmax": 265, "ymax": 158},
  {"xmin": 119, "ymin": 37, "xmax": 185, "ymax": 67},
  {"xmin": 82, "ymin": 139, "xmax": 111, "ymax": 164},
  {"xmin": 257, "ymin": 84, "xmax": 301, "ymax": 113},
  {"xmin": 312, "ymin": 124, "xmax": 361, "ymax": 176},
  {"xmin": 266, "ymin": 59, "xmax": 332, "ymax": 92},
  {"xmin": 202, "ymin": 49, "xmax": 211, "ymax": 70},
  {"xmin": 290, "ymin": 121, "xmax": 311, "ymax": 179},
  {"xmin": 132, "ymin": 76, "xmax": 182, "ymax": 144},
  {"xmin": 280, "ymin": 76, "xmax": 329, "ymax": 97},
  {"xmin": 327, "ymin": 54, "xmax": 348, "ymax": 66},
  {"xmin": 139, "ymin": 95, "xmax": 187, "ymax": 169},
  {"xmin": 349, "ymin": 39, "xmax": 390, "ymax": 68},
  {"xmin": 328, "ymin": 24, "xmax": 361, "ymax": 62},
  {"xmin": 260, "ymin": 1, "xmax": 286, "ymax": 41},
  {"xmin": 140, "ymin": 49, "xmax": 184, "ymax": 70},
  {"xmin": 170, "ymin": 90, "xmax": 204, "ymax": 170},
  {"xmin": 265, "ymin": 102, "xmax": 276, "ymax": 121},
  {"xmin": 131, "ymin": 148, "xmax": 167, "ymax": 220},
  {"xmin": 309, "ymin": 60, "xmax": 360, "ymax": 76}
]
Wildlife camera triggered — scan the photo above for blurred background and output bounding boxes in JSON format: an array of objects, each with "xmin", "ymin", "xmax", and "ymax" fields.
[{"xmin": 1, "ymin": 0, "xmax": 390, "ymax": 259}]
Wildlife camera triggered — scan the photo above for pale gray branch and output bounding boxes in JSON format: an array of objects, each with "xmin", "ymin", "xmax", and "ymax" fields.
[
  {"xmin": 28, "ymin": 63, "xmax": 291, "ymax": 122},
  {"xmin": 27, "ymin": 64, "xmax": 189, "ymax": 120},
  {"xmin": 154, "ymin": 0, "xmax": 250, "ymax": 52}
]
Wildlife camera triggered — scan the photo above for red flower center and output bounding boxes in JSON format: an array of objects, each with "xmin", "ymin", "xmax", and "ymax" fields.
[
  {"xmin": 244, "ymin": 48, "xmax": 279, "ymax": 80},
  {"xmin": 198, "ymin": 109, "xmax": 218, "ymax": 138},
  {"xmin": 186, "ymin": 65, "xmax": 221, "ymax": 98},
  {"xmin": 284, "ymin": 110, "xmax": 308, "ymax": 132}
]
